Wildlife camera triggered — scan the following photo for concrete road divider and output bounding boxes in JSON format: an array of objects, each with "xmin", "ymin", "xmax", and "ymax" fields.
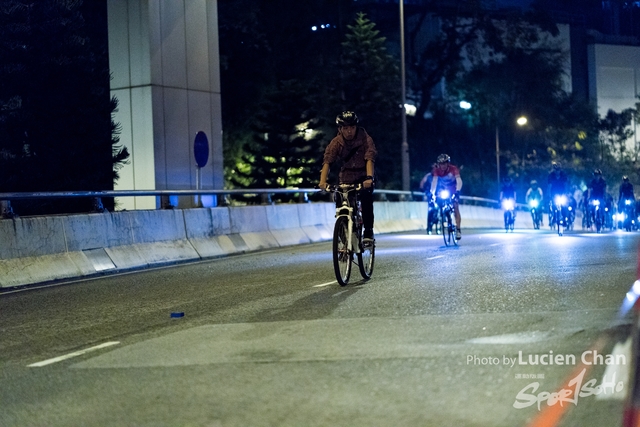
[{"xmin": 0, "ymin": 201, "xmax": 514, "ymax": 289}]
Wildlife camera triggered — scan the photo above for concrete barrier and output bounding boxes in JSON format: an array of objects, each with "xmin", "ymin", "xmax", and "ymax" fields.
[{"xmin": 0, "ymin": 201, "xmax": 511, "ymax": 289}]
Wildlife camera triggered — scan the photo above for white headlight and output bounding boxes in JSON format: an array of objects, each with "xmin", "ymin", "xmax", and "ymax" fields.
[
  {"xmin": 554, "ymin": 195, "xmax": 567, "ymax": 206},
  {"xmin": 502, "ymin": 199, "xmax": 515, "ymax": 210}
]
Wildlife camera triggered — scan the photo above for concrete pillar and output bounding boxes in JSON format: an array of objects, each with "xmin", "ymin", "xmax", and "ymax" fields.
[{"xmin": 107, "ymin": 0, "xmax": 223, "ymax": 210}]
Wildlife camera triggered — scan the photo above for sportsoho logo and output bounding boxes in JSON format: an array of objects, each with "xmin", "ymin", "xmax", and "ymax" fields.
[{"xmin": 467, "ymin": 350, "xmax": 627, "ymax": 410}]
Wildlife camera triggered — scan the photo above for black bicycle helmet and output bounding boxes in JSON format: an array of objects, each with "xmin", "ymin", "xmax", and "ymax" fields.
[
  {"xmin": 336, "ymin": 111, "xmax": 359, "ymax": 127},
  {"xmin": 593, "ymin": 168, "xmax": 602, "ymax": 176},
  {"xmin": 530, "ymin": 180, "xmax": 538, "ymax": 186},
  {"xmin": 623, "ymin": 175, "xmax": 629, "ymax": 182},
  {"xmin": 552, "ymin": 161, "xmax": 560, "ymax": 170},
  {"xmin": 437, "ymin": 153, "xmax": 451, "ymax": 164}
]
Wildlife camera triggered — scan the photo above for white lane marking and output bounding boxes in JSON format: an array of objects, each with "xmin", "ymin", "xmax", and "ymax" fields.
[
  {"xmin": 333, "ymin": 290, "xmax": 349, "ymax": 297},
  {"xmin": 489, "ymin": 243, "xmax": 500, "ymax": 247},
  {"xmin": 28, "ymin": 341, "xmax": 120, "ymax": 367},
  {"xmin": 313, "ymin": 281, "xmax": 337, "ymax": 288},
  {"xmin": 427, "ymin": 255, "xmax": 444, "ymax": 260}
]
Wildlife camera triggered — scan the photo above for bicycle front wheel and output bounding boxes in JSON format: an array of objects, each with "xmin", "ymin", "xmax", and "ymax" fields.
[
  {"xmin": 333, "ymin": 216, "xmax": 352, "ymax": 286},
  {"xmin": 557, "ymin": 211, "xmax": 564, "ymax": 236},
  {"xmin": 357, "ymin": 238, "xmax": 375, "ymax": 280},
  {"xmin": 442, "ymin": 211, "xmax": 455, "ymax": 246}
]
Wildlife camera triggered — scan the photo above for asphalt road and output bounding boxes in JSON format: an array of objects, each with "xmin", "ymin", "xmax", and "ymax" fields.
[{"xmin": 1, "ymin": 227, "xmax": 638, "ymax": 427}]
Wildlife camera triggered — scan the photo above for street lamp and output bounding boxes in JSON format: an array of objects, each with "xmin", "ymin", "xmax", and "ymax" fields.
[
  {"xmin": 496, "ymin": 116, "xmax": 528, "ymax": 187},
  {"xmin": 399, "ymin": 0, "xmax": 410, "ymax": 191},
  {"xmin": 496, "ymin": 125, "xmax": 500, "ymax": 186}
]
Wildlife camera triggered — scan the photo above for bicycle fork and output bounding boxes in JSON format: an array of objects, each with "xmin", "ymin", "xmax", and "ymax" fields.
[{"xmin": 336, "ymin": 203, "xmax": 360, "ymax": 254}]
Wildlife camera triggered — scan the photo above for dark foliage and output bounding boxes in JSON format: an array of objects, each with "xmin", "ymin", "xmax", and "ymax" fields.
[
  {"xmin": 0, "ymin": 0, "xmax": 128, "ymax": 214},
  {"xmin": 229, "ymin": 80, "xmax": 325, "ymax": 202}
]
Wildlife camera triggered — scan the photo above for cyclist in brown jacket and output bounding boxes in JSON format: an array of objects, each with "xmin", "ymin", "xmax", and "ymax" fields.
[{"xmin": 319, "ymin": 111, "xmax": 377, "ymax": 242}]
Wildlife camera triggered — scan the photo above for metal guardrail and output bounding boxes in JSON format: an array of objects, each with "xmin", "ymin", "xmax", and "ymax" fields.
[{"xmin": 0, "ymin": 188, "xmax": 501, "ymax": 219}]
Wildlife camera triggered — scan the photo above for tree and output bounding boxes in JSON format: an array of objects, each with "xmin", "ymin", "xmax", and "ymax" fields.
[
  {"xmin": 598, "ymin": 109, "xmax": 635, "ymax": 161},
  {"xmin": 339, "ymin": 12, "xmax": 401, "ymax": 188},
  {"xmin": 0, "ymin": 0, "xmax": 128, "ymax": 214},
  {"xmin": 442, "ymin": 9, "xmax": 607, "ymax": 196},
  {"xmin": 218, "ymin": 0, "xmax": 347, "ymax": 189},
  {"xmin": 230, "ymin": 80, "xmax": 324, "ymax": 202}
]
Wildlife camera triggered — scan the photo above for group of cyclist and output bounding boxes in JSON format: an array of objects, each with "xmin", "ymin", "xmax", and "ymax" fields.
[
  {"xmin": 318, "ymin": 110, "xmax": 637, "ymax": 246},
  {"xmin": 501, "ymin": 162, "xmax": 637, "ymax": 232}
]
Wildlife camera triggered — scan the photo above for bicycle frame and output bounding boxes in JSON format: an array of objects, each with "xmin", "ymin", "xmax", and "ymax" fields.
[
  {"xmin": 590, "ymin": 198, "xmax": 604, "ymax": 232},
  {"xmin": 552, "ymin": 194, "xmax": 568, "ymax": 236},
  {"xmin": 333, "ymin": 184, "xmax": 362, "ymax": 254},
  {"xmin": 436, "ymin": 189, "xmax": 458, "ymax": 246},
  {"xmin": 329, "ymin": 183, "xmax": 375, "ymax": 286},
  {"xmin": 501, "ymin": 198, "xmax": 515, "ymax": 231},
  {"xmin": 528, "ymin": 199, "xmax": 542, "ymax": 229}
]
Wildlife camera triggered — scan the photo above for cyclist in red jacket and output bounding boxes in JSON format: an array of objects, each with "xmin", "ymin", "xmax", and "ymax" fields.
[{"xmin": 430, "ymin": 154, "xmax": 463, "ymax": 239}]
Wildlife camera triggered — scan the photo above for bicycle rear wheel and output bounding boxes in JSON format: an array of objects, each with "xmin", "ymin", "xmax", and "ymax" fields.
[
  {"xmin": 557, "ymin": 211, "xmax": 564, "ymax": 236},
  {"xmin": 333, "ymin": 217, "xmax": 352, "ymax": 286},
  {"xmin": 357, "ymin": 238, "xmax": 375, "ymax": 280}
]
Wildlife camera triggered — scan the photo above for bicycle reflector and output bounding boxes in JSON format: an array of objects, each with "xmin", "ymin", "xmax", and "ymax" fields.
[{"xmin": 529, "ymin": 200, "xmax": 539, "ymax": 208}]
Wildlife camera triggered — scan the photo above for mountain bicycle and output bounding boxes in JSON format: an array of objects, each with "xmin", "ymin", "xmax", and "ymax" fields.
[
  {"xmin": 436, "ymin": 189, "xmax": 458, "ymax": 246},
  {"xmin": 528, "ymin": 199, "xmax": 542, "ymax": 229},
  {"xmin": 502, "ymin": 198, "xmax": 516, "ymax": 232},
  {"xmin": 590, "ymin": 198, "xmax": 605, "ymax": 233},
  {"xmin": 329, "ymin": 183, "xmax": 375, "ymax": 286},
  {"xmin": 550, "ymin": 195, "xmax": 569, "ymax": 236}
]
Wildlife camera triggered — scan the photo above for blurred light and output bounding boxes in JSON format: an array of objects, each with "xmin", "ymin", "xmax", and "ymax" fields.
[
  {"xmin": 502, "ymin": 199, "xmax": 515, "ymax": 210},
  {"xmin": 311, "ymin": 26, "xmax": 317, "ymax": 31},
  {"xmin": 404, "ymin": 103, "xmax": 416, "ymax": 116},
  {"xmin": 296, "ymin": 121, "xmax": 319, "ymax": 141},
  {"xmin": 459, "ymin": 101, "xmax": 472, "ymax": 110},
  {"xmin": 554, "ymin": 195, "xmax": 567, "ymax": 206},
  {"xmin": 529, "ymin": 200, "xmax": 539, "ymax": 208},
  {"xmin": 517, "ymin": 116, "xmax": 528, "ymax": 126},
  {"xmin": 619, "ymin": 280, "xmax": 640, "ymax": 317}
]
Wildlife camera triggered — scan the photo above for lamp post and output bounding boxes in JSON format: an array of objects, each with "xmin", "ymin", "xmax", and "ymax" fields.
[
  {"xmin": 497, "ymin": 116, "xmax": 528, "ymax": 187},
  {"xmin": 400, "ymin": 0, "xmax": 410, "ymax": 191},
  {"xmin": 517, "ymin": 116, "xmax": 528, "ymax": 168},
  {"xmin": 496, "ymin": 125, "xmax": 500, "ymax": 187}
]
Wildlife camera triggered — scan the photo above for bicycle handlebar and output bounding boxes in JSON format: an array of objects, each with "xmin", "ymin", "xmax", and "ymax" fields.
[{"xmin": 325, "ymin": 183, "xmax": 363, "ymax": 193}]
